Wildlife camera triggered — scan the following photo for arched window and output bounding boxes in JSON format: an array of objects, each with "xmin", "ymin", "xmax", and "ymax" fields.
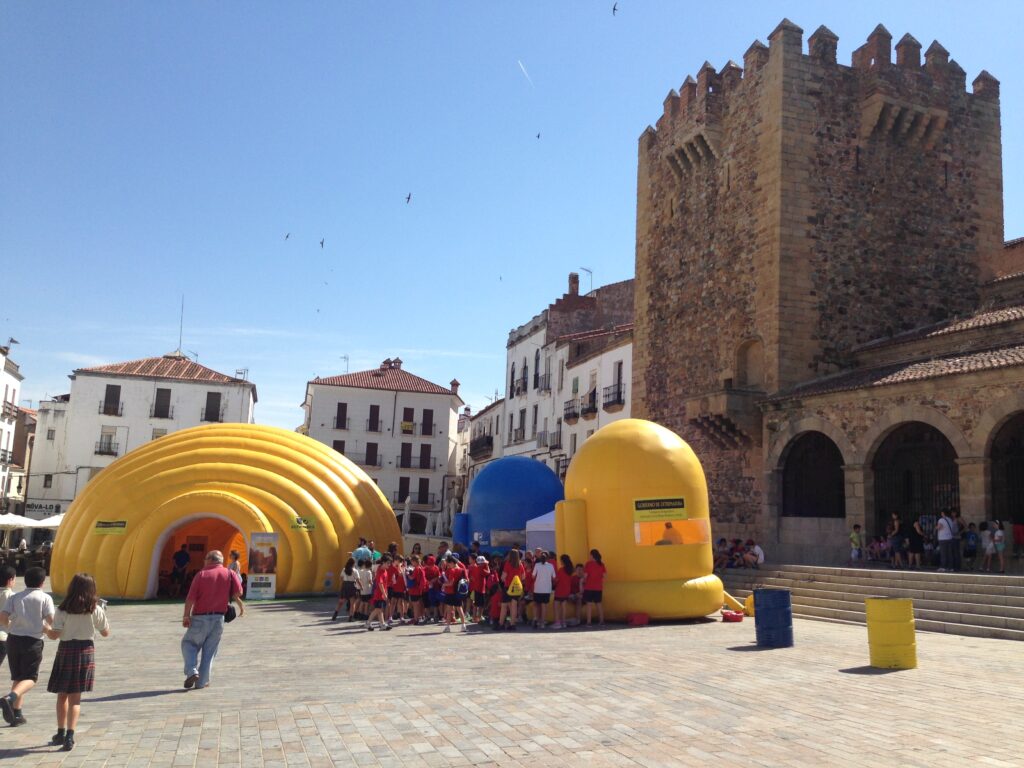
[
  {"xmin": 991, "ymin": 412, "xmax": 1024, "ymax": 527},
  {"xmin": 782, "ymin": 432, "xmax": 845, "ymax": 518},
  {"xmin": 872, "ymin": 422, "xmax": 958, "ymax": 534}
]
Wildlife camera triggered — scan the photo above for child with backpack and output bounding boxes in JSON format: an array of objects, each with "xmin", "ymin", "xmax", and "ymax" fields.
[
  {"xmin": 498, "ymin": 549, "xmax": 526, "ymax": 631},
  {"xmin": 441, "ymin": 555, "xmax": 469, "ymax": 633},
  {"xmin": 43, "ymin": 573, "xmax": 111, "ymax": 751}
]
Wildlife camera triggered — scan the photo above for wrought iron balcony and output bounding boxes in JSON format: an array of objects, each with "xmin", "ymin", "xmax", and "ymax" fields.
[
  {"xmin": 349, "ymin": 452, "xmax": 382, "ymax": 468},
  {"xmin": 581, "ymin": 391, "xmax": 598, "ymax": 418},
  {"xmin": 365, "ymin": 419, "xmax": 384, "ymax": 433},
  {"xmin": 536, "ymin": 430, "xmax": 549, "ymax": 447},
  {"xmin": 512, "ymin": 427, "xmax": 526, "ymax": 443},
  {"xmin": 549, "ymin": 433, "xmax": 563, "ymax": 450},
  {"xmin": 333, "ymin": 416, "xmax": 350, "ymax": 430},
  {"xmin": 398, "ymin": 421, "xmax": 419, "ymax": 436},
  {"xmin": 150, "ymin": 404, "xmax": 174, "ymax": 419},
  {"xmin": 95, "ymin": 441, "xmax": 119, "ymax": 456},
  {"xmin": 200, "ymin": 406, "xmax": 227, "ymax": 423},
  {"xmin": 392, "ymin": 491, "xmax": 437, "ymax": 508},
  {"xmin": 514, "ymin": 377, "xmax": 528, "ymax": 397},
  {"xmin": 603, "ymin": 383, "xmax": 626, "ymax": 410},
  {"xmin": 396, "ymin": 455, "xmax": 438, "ymax": 470},
  {"xmin": 537, "ymin": 373, "xmax": 552, "ymax": 392},
  {"xmin": 0, "ymin": 449, "xmax": 12, "ymax": 464},
  {"xmin": 469, "ymin": 434, "xmax": 494, "ymax": 459},
  {"xmin": 564, "ymin": 399, "xmax": 580, "ymax": 421},
  {"xmin": 1, "ymin": 401, "xmax": 18, "ymax": 420},
  {"xmin": 99, "ymin": 401, "xmax": 124, "ymax": 417}
]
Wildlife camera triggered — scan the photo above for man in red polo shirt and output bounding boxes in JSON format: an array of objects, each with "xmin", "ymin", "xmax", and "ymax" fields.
[{"xmin": 181, "ymin": 550, "xmax": 244, "ymax": 690}]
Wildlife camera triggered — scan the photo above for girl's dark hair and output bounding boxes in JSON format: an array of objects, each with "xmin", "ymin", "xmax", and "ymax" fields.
[
  {"xmin": 59, "ymin": 573, "xmax": 98, "ymax": 615},
  {"xmin": 508, "ymin": 549, "xmax": 521, "ymax": 568},
  {"xmin": 538, "ymin": 553, "xmax": 547, "ymax": 564},
  {"xmin": 344, "ymin": 558, "xmax": 355, "ymax": 575},
  {"xmin": 590, "ymin": 549, "xmax": 602, "ymax": 565},
  {"xmin": 560, "ymin": 554, "xmax": 573, "ymax": 574}
]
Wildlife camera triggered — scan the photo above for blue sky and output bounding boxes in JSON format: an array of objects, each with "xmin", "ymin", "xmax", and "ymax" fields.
[{"xmin": 3, "ymin": 1, "xmax": 1022, "ymax": 427}]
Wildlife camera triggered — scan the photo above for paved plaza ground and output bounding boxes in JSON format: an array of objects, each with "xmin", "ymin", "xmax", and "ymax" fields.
[{"xmin": 1, "ymin": 587, "xmax": 1021, "ymax": 767}]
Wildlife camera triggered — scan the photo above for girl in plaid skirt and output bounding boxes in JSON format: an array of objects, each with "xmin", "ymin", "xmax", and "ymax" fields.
[{"xmin": 43, "ymin": 573, "xmax": 110, "ymax": 752}]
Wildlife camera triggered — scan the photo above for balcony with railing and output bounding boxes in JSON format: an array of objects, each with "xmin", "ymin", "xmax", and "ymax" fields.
[
  {"xmin": 398, "ymin": 421, "xmax": 420, "ymax": 436},
  {"xmin": 396, "ymin": 455, "xmax": 438, "ymax": 471},
  {"xmin": 365, "ymin": 419, "xmax": 384, "ymax": 433},
  {"xmin": 549, "ymin": 432, "xmax": 563, "ymax": 450},
  {"xmin": 1, "ymin": 401, "xmax": 18, "ymax": 420},
  {"xmin": 0, "ymin": 448, "xmax": 12, "ymax": 464},
  {"xmin": 557, "ymin": 457, "xmax": 570, "ymax": 476},
  {"xmin": 512, "ymin": 426, "xmax": 526, "ymax": 443},
  {"xmin": 95, "ymin": 441, "xmax": 119, "ymax": 456},
  {"xmin": 349, "ymin": 452, "xmax": 382, "ymax": 468},
  {"xmin": 98, "ymin": 401, "xmax": 124, "ymax": 417},
  {"xmin": 564, "ymin": 398, "xmax": 580, "ymax": 423},
  {"xmin": 200, "ymin": 406, "xmax": 227, "ymax": 423},
  {"xmin": 603, "ymin": 383, "xmax": 626, "ymax": 411},
  {"xmin": 393, "ymin": 491, "xmax": 437, "ymax": 509},
  {"xmin": 469, "ymin": 434, "xmax": 494, "ymax": 459},
  {"xmin": 333, "ymin": 416, "xmax": 350, "ymax": 430},
  {"xmin": 537, "ymin": 373, "xmax": 552, "ymax": 392},
  {"xmin": 514, "ymin": 376, "xmax": 528, "ymax": 397},
  {"xmin": 150, "ymin": 404, "xmax": 174, "ymax": 419},
  {"xmin": 581, "ymin": 391, "xmax": 598, "ymax": 419},
  {"xmin": 536, "ymin": 430, "xmax": 549, "ymax": 447}
]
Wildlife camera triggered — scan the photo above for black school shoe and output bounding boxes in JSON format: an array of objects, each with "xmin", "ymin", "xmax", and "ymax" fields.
[
  {"xmin": 0, "ymin": 694, "xmax": 14, "ymax": 725},
  {"xmin": 11, "ymin": 712, "xmax": 26, "ymax": 727},
  {"xmin": 63, "ymin": 732, "xmax": 75, "ymax": 751},
  {"xmin": 51, "ymin": 731, "xmax": 65, "ymax": 745}
]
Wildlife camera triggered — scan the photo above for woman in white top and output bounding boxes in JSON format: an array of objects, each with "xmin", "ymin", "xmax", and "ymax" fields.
[
  {"xmin": 531, "ymin": 554, "xmax": 557, "ymax": 629},
  {"xmin": 43, "ymin": 573, "xmax": 111, "ymax": 752}
]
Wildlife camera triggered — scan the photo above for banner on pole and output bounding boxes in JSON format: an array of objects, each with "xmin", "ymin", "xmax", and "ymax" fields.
[{"xmin": 247, "ymin": 532, "xmax": 279, "ymax": 600}]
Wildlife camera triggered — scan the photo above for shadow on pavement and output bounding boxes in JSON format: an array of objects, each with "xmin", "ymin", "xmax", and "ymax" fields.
[
  {"xmin": 726, "ymin": 644, "xmax": 776, "ymax": 652},
  {"xmin": 838, "ymin": 665, "xmax": 910, "ymax": 675},
  {"xmin": 84, "ymin": 688, "xmax": 185, "ymax": 703}
]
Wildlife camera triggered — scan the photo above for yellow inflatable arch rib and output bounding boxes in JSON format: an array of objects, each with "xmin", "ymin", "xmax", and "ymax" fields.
[{"xmin": 51, "ymin": 424, "xmax": 400, "ymax": 599}]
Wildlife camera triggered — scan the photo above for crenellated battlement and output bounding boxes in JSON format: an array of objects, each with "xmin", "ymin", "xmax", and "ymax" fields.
[{"xmin": 644, "ymin": 18, "xmax": 999, "ymax": 155}]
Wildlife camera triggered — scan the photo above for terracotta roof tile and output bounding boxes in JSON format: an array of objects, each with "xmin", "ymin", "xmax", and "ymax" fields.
[
  {"xmin": 855, "ymin": 305, "xmax": 1024, "ymax": 351},
  {"xmin": 770, "ymin": 345, "xmax": 1024, "ymax": 402},
  {"xmin": 76, "ymin": 353, "xmax": 248, "ymax": 386},
  {"xmin": 312, "ymin": 366, "xmax": 457, "ymax": 397}
]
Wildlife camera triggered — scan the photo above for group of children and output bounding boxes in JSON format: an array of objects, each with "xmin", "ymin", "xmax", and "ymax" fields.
[
  {"xmin": 852, "ymin": 517, "xmax": 1009, "ymax": 573},
  {"xmin": 0, "ymin": 566, "xmax": 110, "ymax": 751},
  {"xmin": 713, "ymin": 538, "xmax": 765, "ymax": 570},
  {"xmin": 331, "ymin": 539, "xmax": 609, "ymax": 632}
]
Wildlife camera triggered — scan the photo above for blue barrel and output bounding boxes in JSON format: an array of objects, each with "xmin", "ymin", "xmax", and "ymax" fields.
[{"xmin": 753, "ymin": 588, "xmax": 794, "ymax": 648}]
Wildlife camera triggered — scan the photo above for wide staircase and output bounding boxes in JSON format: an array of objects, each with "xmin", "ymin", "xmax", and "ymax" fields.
[{"xmin": 721, "ymin": 565, "xmax": 1024, "ymax": 642}]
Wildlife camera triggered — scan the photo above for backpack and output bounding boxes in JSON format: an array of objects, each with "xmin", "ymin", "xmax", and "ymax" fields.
[
  {"xmin": 507, "ymin": 575, "xmax": 524, "ymax": 598},
  {"xmin": 457, "ymin": 577, "xmax": 470, "ymax": 596}
]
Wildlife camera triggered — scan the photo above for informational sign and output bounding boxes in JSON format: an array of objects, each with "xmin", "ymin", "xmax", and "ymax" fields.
[
  {"xmin": 247, "ymin": 532, "xmax": 279, "ymax": 599},
  {"xmin": 93, "ymin": 520, "xmax": 128, "ymax": 535},
  {"xmin": 401, "ymin": 420, "xmax": 415, "ymax": 433},
  {"xmin": 290, "ymin": 516, "xmax": 316, "ymax": 531},
  {"xmin": 633, "ymin": 497, "xmax": 687, "ymax": 522}
]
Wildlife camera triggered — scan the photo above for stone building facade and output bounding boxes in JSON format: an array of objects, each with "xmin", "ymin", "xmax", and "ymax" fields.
[{"xmin": 633, "ymin": 19, "xmax": 1023, "ymax": 563}]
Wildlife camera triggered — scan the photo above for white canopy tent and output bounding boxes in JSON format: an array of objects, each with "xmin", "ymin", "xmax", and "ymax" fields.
[{"xmin": 525, "ymin": 510, "xmax": 556, "ymax": 553}]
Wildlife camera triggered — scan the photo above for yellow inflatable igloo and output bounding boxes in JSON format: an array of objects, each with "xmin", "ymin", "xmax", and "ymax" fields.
[
  {"xmin": 555, "ymin": 419, "xmax": 724, "ymax": 619},
  {"xmin": 50, "ymin": 424, "xmax": 399, "ymax": 599}
]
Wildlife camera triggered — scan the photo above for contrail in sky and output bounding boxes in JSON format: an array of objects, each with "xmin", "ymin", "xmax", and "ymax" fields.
[{"xmin": 517, "ymin": 59, "xmax": 535, "ymax": 88}]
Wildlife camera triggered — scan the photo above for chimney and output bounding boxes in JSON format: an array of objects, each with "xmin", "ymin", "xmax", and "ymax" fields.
[
  {"xmin": 380, "ymin": 358, "xmax": 392, "ymax": 370},
  {"xmin": 392, "ymin": 357, "xmax": 403, "ymax": 369},
  {"xmin": 450, "ymin": 379, "xmax": 460, "ymax": 396},
  {"xmin": 568, "ymin": 272, "xmax": 580, "ymax": 296}
]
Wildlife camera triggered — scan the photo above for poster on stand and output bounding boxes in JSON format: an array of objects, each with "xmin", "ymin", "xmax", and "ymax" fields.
[{"xmin": 247, "ymin": 532, "xmax": 279, "ymax": 599}]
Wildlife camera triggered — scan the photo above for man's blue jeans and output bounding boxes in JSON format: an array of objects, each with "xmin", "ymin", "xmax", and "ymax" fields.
[{"xmin": 181, "ymin": 614, "xmax": 224, "ymax": 687}]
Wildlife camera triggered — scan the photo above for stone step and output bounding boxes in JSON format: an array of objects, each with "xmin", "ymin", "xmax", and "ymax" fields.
[
  {"xmin": 723, "ymin": 569, "xmax": 1024, "ymax": 598},
  {"xmin": 773, "ymin": 564, "xmax": 1024, "ymax": 588},
  {"xmin": 725, "ymin": 586, "xmax": 1024, "ymax": 641},
  {"xmin": 723, "ymin": 574, "xmax": 1024, "ymax": 610}
]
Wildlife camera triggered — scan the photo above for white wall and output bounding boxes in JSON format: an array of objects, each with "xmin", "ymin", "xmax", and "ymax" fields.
[
  {"xmin": 0, "ymin": 352, "xmax": 22, "ymax": 512},
  {"xmin": 562, "ymin": 341, "xmax": 632, "ymax": 462},
  {"xmin": 25, "ymin": 372, "xmax": 256, "ymax": 519},
  {"xmin": 304, "ymin": 382, "xmax": 460, "ymax": 513}
]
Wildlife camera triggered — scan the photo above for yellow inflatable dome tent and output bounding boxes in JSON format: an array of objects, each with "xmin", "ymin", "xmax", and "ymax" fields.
[
  {"xmin": 50, "ymin": 424, "xmax": 400, "ymax": 599},
  {"xmin": 555, "ymin": 419, "xmax": 725, "ymax": 620}
]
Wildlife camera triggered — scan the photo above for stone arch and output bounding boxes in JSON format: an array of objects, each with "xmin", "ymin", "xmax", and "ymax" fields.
[
  {"xmin": 972, "ymin": 390, "xmax": 1024, "ymax": 456},
  {"xmin": 767, "ymin": 415, "xmax": 855, "ymax": 471},
  {"xmin": 780, "ymin": 431, "xmax": 847, "ymax": 519},
  {"xmin": 857, "ymin": 405, "xmax": 971, "ymax": 467},
  {"xmin": 735, "ymin": 337, "xmax": 766, "ymax": 389}
]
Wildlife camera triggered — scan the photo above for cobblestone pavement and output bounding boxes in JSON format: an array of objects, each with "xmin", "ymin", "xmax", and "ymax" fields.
[{"xmin": 1, "ymin": 594, "xmax": 1021, "ymax": 767}]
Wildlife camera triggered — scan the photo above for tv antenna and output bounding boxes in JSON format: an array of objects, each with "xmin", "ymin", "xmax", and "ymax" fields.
[
  {"xmin": 340, "ymin": 355, "xmax": 349, "ymax": 373},
  {"xmin": 177, "ymin": 295, "xmax": 185, "ymax": 353},
  {"xmin": 187, "ymin": 349, "xmax": 199, "ymax": 363},
  {"xmin": 579, "ymin": 267, "xmax": 593, "ymax": 294}
]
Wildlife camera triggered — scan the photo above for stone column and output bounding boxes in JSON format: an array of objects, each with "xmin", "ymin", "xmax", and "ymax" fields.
[
  {"xmin": 957, "ymin": 456, "xmax": 989, "ymax": 525},
  {"xmin": 843, "ymin": 463, "xmax": 870, "ymax": 532}
]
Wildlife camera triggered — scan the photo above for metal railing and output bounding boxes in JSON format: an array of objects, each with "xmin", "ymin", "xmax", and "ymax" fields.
[
  {"xmin": 365, "ymin": 419, "xmax": 384, "ymax": 433},
  {"xmin": 549, "ymin": 433, "xmax": 563, "ymax": 450},
  {"xmin": 1, "ymin": 401, "xmax": 18, "ymax": 420},
  {"xmin": 603, "ymin": 383, "xmax": 626, "ymax": 408},
  {"xmin": 398, "ymin": 421, "xmax": 419, "ymax": 435},
  {"xmin": 98, "ymin": 401, "xmax": 124, "ymax": 416},
  {"xmin": 200, "ymin": 406, "xmax": 227, "ymax": 423},
  {"xmin": 469, "ymin": 435, "xmax": 494, "ymax": 458},
  {"xmin": 581, "ymin": 391, "xmax": 599, "ymax": 416},
  {"xmin": 95, "ymin": 441, "xmax": 119, "ymax": 456},
  {"xmin": 537, "ymin": 373, "xmax": 552, "ymax": 392},
  {"xmin": 333, "ymin": 416, "xmax": 350, "ymax": 430},
  {"xmin": 396, "ymin": 455, "xmax": 437, "ymax": 470},
  {"xmin": 0, "ymin": 449, "xmax": 12, "ymax": 464},
  {"xmin": 564, "ymin": 399, "xmax": 580, "ymax": 420},
  {"xmin": 514, "ymin": 377, "xmax": 528, "ymax": 396},
  {"xmin": 393, "ymin": 491, "xmax": 436, "ymax": 507},
  {"xmin": 349, "ymin": 452, "xmax": 382, "ymax": 468},
  {"xmin": 536, "ymin": 430, "xmax": 549, "ymax": 447},
  {"xmin": 150, "ymin": 404, "xmax": 174, "ymax": 419},
  {"xmin": 512, "ymin": 427, "xmax": 526, "ymax": 443}
]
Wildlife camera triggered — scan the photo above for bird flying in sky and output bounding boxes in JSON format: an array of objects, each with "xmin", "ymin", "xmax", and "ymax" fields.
[
  {"xmin": 406, "ymin": 193, "xmax": 412, "ymax": 204},
  {"xmin": 612, "ymin": 2, "xmax": 618, "ymax": 15},
  {"xmin": 320, "ymin": 239, "xmax": 324, "ymax": 249},
  {"xmin": 285, "ymin": 233, "xmax": 290, "ymax": 240}
]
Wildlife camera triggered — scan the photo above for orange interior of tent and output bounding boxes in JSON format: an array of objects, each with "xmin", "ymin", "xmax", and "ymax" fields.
[{"xmin": 157, "ymin": 518, "xmax": 248, "ymax": 597}]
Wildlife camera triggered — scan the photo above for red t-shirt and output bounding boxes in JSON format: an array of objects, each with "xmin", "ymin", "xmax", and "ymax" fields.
[
  {"xmin": 584, "ymin": 561, "xmax": 606, "ymax": 591},
  {"xmin": 372, "ymin": 568, "xmax": 390, "ymax": 602},
  {"xmin": 389, "ymin": 564, "xmax": 407, "ymax": 594},
  {"xmin": 571, "ymin": 574, "xmax": 582, "ymax": 595},
  {"xmin": 187, "ymin": 564, "xmax": 242, "ymax": 614},
  {"xmin": 424, "ymin": 564, "xmax": 441, "ymax": 589},
  {"xmin": 523, "ymin": 567, "xmax": 535, "ymax": 593},
  {"xmin": 502, "ymin": 562, "xmax": 526, "ymax": 588},
  {"xmin": 408, "ymin": 566, "xmax": 427, "ymax": 596},
  {"xmin": 554, "ymin": 568, "xmax": 573, "ymax": 599},
  {"xmin": 470, "ymin": 564, "xmax": 489, "ymax": 593},
  {"xmin": 443, "ymin": 564, "xmax": 467, "ymax": 594}
]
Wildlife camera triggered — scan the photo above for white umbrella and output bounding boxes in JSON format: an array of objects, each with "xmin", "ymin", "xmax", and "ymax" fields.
[
  {"xmin": 0, "ymin": 513, "xmax": 37, "ymax": 530},
  {"xmin": 32, "ymin": 513, "xmax": 65, "ymax": 529}
]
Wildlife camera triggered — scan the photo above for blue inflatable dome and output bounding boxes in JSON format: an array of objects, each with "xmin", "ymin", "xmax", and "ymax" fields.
[{"xmin": 457, "ymin": 457, "xmax": 564, "ymax": 548}]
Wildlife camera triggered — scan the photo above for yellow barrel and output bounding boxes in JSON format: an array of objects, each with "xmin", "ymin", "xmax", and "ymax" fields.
[
  {"xmin": 865, "ymin": 598, "xmax": 916, "ymax": 669},
  {"xmin": 744, "ymin": 593, "xmax": 755, "ymax": 617}
]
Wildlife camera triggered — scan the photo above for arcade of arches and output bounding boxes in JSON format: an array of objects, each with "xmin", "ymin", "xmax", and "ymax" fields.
[{"xmin": 771, "ymin": 411, "xmax": 1024, "ymax": 542}]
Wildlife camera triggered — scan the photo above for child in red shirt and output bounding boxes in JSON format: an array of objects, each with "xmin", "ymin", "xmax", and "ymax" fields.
[
  {"xmin": 470, "ymin": 556, "xmax": 490, "ymax": 623},
  {"xmin": 440, "ymin": 555, "xmax": 468, "ymax": 632},
  {"xmin": 388, "ymin": 559, "xmax": 408, "ymax": 625},
  {"xmin": 498, "ymin": 549, "xmax": 526, "ymax": 631},
  {"xmin": 407, "ymin": 555, "xmax": 427, "ymax": 624},
  {"xmin": 422, "ymin": 555, "xmax": 441, "ymax": 623},
  {"xmin": 553, "ymin": 554, "xmax": 575, "ymax": 629},
  {"xmin": 583, "ymin": 549, "xmax": 607, "ymax": 627},
  {"xmin": 366, "ymin": 555, "xmax": 393, "ymax": 631}
]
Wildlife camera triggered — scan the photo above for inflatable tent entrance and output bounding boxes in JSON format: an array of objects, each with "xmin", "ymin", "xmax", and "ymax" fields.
[{"xmin": 50, "ymin": 424, "xmax": 400, "ymax": 599}]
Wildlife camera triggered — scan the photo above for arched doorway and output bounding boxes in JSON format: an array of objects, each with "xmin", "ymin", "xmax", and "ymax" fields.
[
  {"xmin": 153, "ymin": 516, "xmax": 247, "ymax": 598},
  {"xmin": 991, "ymin": 412, "xmax": 1024, "ymax": 527},
  {"xmin": 872, "ymin": 422, "xmax": 959, "ymax": 535},
  {"xmin": 781, "ymin": 432, "xmax": 846, "ymax": 518}
]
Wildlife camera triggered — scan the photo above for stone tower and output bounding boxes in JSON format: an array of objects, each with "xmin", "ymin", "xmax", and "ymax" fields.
[{"xmin": 632, "ymin": 20, "xmax": 1003, "ymax": 535}]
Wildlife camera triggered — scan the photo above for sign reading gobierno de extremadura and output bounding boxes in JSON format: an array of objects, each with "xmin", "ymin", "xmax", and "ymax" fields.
[{"xmin": 632, "ymin": 497, "xmax": 687, "ymax": 523}]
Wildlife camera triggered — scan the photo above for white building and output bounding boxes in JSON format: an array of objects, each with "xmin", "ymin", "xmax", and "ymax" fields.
[
  {"xmin": 301, "ymin": 358, "xmax": 463, "ymax": 531},
  {"xmin": 25, "ymin": 352, "xmax": 257, "ymax": 519},
  {"xmin": 464, "ymin": 273, "xmax": 635, "ymax": 485},
  {"xmin": 1, "ymin": 343, "xmax": 24, "ymax": 513}
]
